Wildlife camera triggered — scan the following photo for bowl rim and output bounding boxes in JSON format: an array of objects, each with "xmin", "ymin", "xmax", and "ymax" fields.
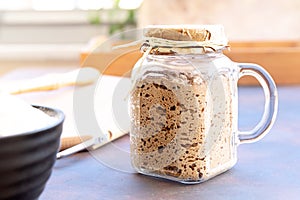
[{"xmin": 0, "ymin": 105, "xmax": 65, "ymax": 139}]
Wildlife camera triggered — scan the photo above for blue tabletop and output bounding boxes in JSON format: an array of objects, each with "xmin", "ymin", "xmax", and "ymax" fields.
[{"xmin": 40, "ymin": 86, "xmax": 300, "ymax": 200}]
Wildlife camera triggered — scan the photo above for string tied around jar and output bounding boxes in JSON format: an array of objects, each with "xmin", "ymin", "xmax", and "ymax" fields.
[{"xmin": 112, "ymin": 25, "xmax": 230, "ymax": 99}]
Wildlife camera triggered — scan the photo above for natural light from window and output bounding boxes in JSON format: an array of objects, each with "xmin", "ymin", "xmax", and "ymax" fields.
[{"xmin": 0, "ymin": 0, "xmax": 143, "ymax": 10}]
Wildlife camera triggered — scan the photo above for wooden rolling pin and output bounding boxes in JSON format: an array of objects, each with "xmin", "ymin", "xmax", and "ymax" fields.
[
  {"xmin": 56, "ymin": 131, "xmax": 128, "ymax": 159},
  {"xmin": 59, "ymin": 135, "xmax": 93, "ymax": 151},
  {"xmin": 3, "ymin": 67, "xmax": 99, "ymax": 94}
]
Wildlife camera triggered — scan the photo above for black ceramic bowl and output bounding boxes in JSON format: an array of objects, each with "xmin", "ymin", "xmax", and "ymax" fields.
[{"xmin": 0, "ymin": 105, "xmax": 64, "ymax": 200}]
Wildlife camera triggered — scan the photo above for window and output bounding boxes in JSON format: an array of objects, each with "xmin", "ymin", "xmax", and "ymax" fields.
[
  {"xmin": 0, "ymin": 0, "xmax": 143, "ymax": 11},
  {"xmin": 0, "ymin": 0, "xmax": 143, "ymax": 61}
]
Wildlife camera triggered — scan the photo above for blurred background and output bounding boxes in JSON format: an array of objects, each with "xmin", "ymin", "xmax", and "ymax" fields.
[{"xmin": 0, "ymin": 0, "xmax": 299, "ymax": 84}]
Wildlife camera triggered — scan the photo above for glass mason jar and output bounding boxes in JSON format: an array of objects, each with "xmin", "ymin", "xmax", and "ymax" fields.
[{"xmin": 129, "ymin": 25, "xmax": 278, "ymax": 184}]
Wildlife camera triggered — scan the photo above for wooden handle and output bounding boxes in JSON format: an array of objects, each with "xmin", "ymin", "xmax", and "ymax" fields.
[{"xmin": 59, "ymin": 135, "xmax": 93, "ymax": 151}]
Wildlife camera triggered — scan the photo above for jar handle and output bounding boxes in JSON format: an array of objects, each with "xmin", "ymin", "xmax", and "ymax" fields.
[{"xmin": 237, "ymin": 63, "xmax": 278, "ymax": 144}]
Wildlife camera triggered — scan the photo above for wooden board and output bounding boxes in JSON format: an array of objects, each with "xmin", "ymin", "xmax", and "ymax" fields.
[
  {"xmin": 80, "ymin": 41, "xmax": 300, "ymax": 85},
  {"xmin": 225, "ymin": 41, "xmax": 300, "ymax": 85}
]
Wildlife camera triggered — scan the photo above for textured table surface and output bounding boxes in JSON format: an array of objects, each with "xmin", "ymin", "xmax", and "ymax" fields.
[
  {"xmin": 1, "ymin": 67, "xmax": 299, "ymax": 200},
  {"xmin": 36, "ymin": 86, "xmax": 300, "ymax": 200}
]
